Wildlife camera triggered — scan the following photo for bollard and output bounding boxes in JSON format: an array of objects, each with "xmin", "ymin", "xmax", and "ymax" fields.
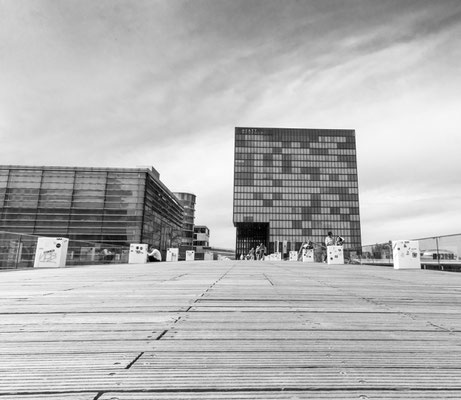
[
  {"xmin": 392, "ymin": 240, "xmax": 421, "ymax": 269},
  {"xmin": 166, "ymin": 248, "xmax": 179, "ymax": 262},
  {"xmin": 302, "ymin": 248, "xmax": 315, "ymax": 263},
  {"xmin": 34, "ymin": 237, "xmax": 69, "ymax": 268},
  {"xmin": 128, "ymin": 244, "xmax": 148, "ymax": 264},
  {"xmin": 327, "ymin": 245, "xmax": 344, "ymax": 265}
]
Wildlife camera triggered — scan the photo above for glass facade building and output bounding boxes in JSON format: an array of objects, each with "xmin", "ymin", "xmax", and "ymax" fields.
[
  {"xmin": 233, "ymin": 127, "xmax": 361, "ymax": 257},
  {"xmin": 0, "ymin": 165, "xmax": 184, "ymax": 251},
  {"xmin": 173, "ymin": 192, "xmax": 196, "ymax": 259}
]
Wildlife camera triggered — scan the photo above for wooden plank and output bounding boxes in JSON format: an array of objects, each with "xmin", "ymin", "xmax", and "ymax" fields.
[
  {"xmin": 97, "ymin": 391, "xmax": 461, "ymax": 399},
  {"xmin": 0, "ymin": 261, "xmax": 460, "ymax": 398},
  {"xmin": 0, "ymin": 395, "xmax": 97, "ymax": 400}
]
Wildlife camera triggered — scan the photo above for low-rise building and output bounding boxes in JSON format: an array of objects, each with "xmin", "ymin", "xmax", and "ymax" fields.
[
  {"xmin": 0, "ymin": 165, "xmax": 184, "ymax": 254},
  {"xmin": 193, "ymin": 225, "xmax": 210, "ymax": 250}
]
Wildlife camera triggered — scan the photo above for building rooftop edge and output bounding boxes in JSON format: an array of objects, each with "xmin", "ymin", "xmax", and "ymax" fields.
[
  {"xmin": 172, "ymin": 191, "xmax": 197, "ymax": 197},
  {"xmin": 0, "ymin": 164, "xmax": 183, "ymax": 209},
  {"xmin": 0, "ymin": 164, "xmax": 156, "ymax": 173},
  {"xmin": 235, "ymin": 127, "xmax": 355, "ymax": 133}
]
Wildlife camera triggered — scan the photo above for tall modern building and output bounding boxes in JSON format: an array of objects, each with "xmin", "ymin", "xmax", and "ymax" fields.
[
  {"xmin": 233, "ymin": 127, "xmax": 361, "ymax": 258},
  {"xmin": 0, "ymin": 165, "xmax": 184, "ymax": 251},
  {"xmin": 172, "ymin": 192, "xmax": 196, "ymax": 259}
]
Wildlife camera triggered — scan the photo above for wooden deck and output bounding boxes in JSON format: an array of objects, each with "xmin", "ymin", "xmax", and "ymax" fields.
[{"xmin": 1, "ymin": 261, "xmax": 461, "ymax": 399}]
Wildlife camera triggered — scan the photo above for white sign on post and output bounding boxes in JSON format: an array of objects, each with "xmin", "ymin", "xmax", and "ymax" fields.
[
  {"xmin": 392, "ymin": 240, "xmax": 421, "ymax": 269},
  {"xmin": 129, "ymin": 244, "xmax": 148, "ymax": 264},
  {"xmin": 327, "ymin": 245, "xmax": 344, "ymax": 265},
  {"xmin": 185, "ymin": 250, "xmax": 195, "ymax": 261},
  {"xmin": 34, "ymin": 237, "xmax": 69, "ymax": 268},
  {"xmin": 166, "ymin": 248, "xmax": 179, "ymax": 262},
  {"xmin": 302, "ymin": 248, "xmax": 314, "ymax": 263},
  {"xmin": 289, "ymin": 251, "xmax": 298, "ymax": 261}
]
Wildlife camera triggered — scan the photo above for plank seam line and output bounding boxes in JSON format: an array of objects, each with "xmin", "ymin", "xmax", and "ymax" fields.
[
  {"xmin": 0, "ymin": 311, "xmax": 193, "ymax": 315},
  {"xmin": 5, "ymin": 387, "xmax": 458, "ymax": 396},
  {"xmin": 197, "ymin": 265, "xmax": 234, "ymax": 298},
  {"xmin": 168, "ymin": 273, "xmax": 188, "ymax": 281},
  {"xmin": 93, "ymin": 387, "xmax": 461, "ymax": 393},
  {"xmin": 426, "ymin": 322, "xmax": 453, "ymax": 333},
  {"xmin": 263, "ymin": 273, "xmax": 274, "ymax": 286},
  {"xmin": 156, "ymin": 329, "xmax": 168, "ymax": 340},
  {"xmin": 92, "ymin": 391, "xmax": 104, "ymax": 400},
  {"xmin": 125, "ymin": 352, "xmax": 144, "ymax": 370}
]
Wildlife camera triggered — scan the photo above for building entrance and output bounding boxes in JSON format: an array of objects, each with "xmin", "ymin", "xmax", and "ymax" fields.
[{"xmin": 235, "ymin": 222, "xmax": 269, "ymax": 259}]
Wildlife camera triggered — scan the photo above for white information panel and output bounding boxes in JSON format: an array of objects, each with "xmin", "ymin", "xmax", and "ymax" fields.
[
  {"xmin": 392, "ymin": 240, "xmax": 421, "ymax": 269},
  {"xmin": 185, "ymin": 250, "xmax": 195, "ymax": 261},
  {"xmin": 204, "ymin": 251, "xmax": 213, "ymax": 261},
  {"xmin": 302, "ymin": 248, "xmax": 315, "ymax": 263},
  {"xmin": 129, "ymin": 244, "xmax": 148, "ymax": 264},
  {"xmin": 327, "ymin": 245, "xmax": 344, "ymax": 265},
  {"xmin": 34, "ymin": 237, "xmax": 69, "ymax": 268},
  {"xmin": 289, "ymin": 251, "xmax": 298, "ymax": 261},
  {"xmin": 166, "ymin": 248, "xmax": 179, "ymax": 262}
]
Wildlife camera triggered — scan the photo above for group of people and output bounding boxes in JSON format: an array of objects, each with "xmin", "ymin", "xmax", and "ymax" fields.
[
  {"xmin": 297, "ymin": 240, "xmax": 314, "ymax": 260},
  {"xmin": 241, "ymin": 242, "xmax": 267, "ymax": 260},
  {"xmin": 239, "ymin": 232, "xmax": 345, "ymax": 262},
  {"xmin": 324, "ymin": 231, "xmax": 344, "ymax": 247},
  {"xmin": 144, "ymin": 232, "xmax": 344, "ymax": 264},
  {"xmin": 297, "ymin": 232, "xmax": 346, "ymax": 259},
  {"xmin": 323, "ymin": 231, "xmax": 345, "ymax": 262}
]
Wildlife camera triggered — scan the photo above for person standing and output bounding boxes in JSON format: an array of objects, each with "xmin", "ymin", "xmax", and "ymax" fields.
[
  {"xmin": 335, "ymin": 235, "xmax": 345, "ymax": 246},
  {"xmin": 255, "ymin": 244, "xmax": 261, "ymax": 260},
  {"xmin": 324, "ymin": 231, "xmax": 335, "ymax": 262},
  {"xmin": 259, "ymin": 243, "xmax": 266, "ymax": 261},
  {"xmin": 325, "ymin": 232, "xmax": 335, "ymax": 247}
]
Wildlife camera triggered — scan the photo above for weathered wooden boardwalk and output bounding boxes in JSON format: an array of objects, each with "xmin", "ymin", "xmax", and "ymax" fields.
[{"xmin": 1, "ymin": 261, "xmax": 461, "ymax": 399}]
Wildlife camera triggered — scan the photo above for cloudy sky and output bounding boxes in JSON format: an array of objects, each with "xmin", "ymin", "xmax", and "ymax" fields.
[{"xmin": 1, "ymin": 0, "xmax": 460, "ymax": 248}]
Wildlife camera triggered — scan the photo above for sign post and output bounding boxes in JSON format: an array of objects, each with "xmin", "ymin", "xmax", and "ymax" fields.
[
  {"xmin": 392, "ymin": 240, "xmax": 421, "ymax": 269},
  {"xmin": 34, "ymin": 237, "xmax": 69, "ymax": 268}
]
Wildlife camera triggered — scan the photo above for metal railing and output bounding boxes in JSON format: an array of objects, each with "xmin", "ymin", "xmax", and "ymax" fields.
[
  {"xmin": 0, "ymin": 231, "xmax": 129, "ymax": 270},
  {"xmin": 350, "ymin": 233, "xmax": 461, "ymax": 272},
  {"xmin": 2, "ymin": 230, "xmax": 461, "ymax": 271}
]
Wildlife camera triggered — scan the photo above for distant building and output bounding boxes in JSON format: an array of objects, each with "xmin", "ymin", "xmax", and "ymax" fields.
[
  {"xmin": 173, "ymin": 192, "xmax": 196, "ymax": 258},
  {"xmin": 208, "ymin": 246, "xmax": 235, "ymax": 260},
  {"xmin": 233, "ymin": 127, "xmax": 361, "ymax": 258},
  {"xmin": 0, "ymin": 165, "xmax": 183, "ymax": 252},
  {"xmin": 193, "ymin": 225, "xmax": 210, "ymax": 250},
  {"xmin": 192, "ymin": 225, "xmax": 210, "ymax": 260}
]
